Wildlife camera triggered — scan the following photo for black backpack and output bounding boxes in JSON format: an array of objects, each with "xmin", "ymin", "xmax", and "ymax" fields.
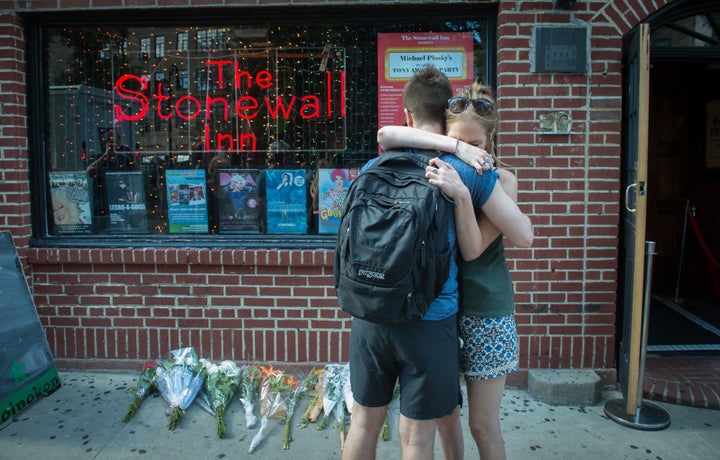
[{"xmin": 334, "ymin": 150, "xmax": 453, "ymax": 324}]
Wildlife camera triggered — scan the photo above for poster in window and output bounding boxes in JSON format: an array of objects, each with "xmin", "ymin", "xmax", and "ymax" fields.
[
  {"xmin": 316, "ymin": 168, "xmax": 358, "ymax": 234},
  {"xmin": 377, "ymin": 32, "xmax": 473, "ymax": 148},
  {"xmin": 166, "ymin": 169, "xmax": 208, "ymax": 233},
  {"xmin": 105, "ymin": 170, "xmax": 148, "ymax": 233},
  {"xmin": 48, "ymin": 172, "xmax": 93, "ymax": 234},
  {"xmin": 218, "ymin": 169, "xmax": 260, "ymax": 233},
  {"xmin": 264, "ymin": 169, "xmax": 307, "ymax": 233}
]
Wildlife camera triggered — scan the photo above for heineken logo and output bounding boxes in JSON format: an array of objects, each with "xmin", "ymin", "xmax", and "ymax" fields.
[{"xmin": 1, "ymin": 368, "xmax": 61, "ymax": 424}]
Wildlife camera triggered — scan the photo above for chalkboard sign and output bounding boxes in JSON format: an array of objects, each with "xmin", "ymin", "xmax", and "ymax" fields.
[{"xmin": 0, "ymin": 231, "xmax": 61, "ymax": 426}]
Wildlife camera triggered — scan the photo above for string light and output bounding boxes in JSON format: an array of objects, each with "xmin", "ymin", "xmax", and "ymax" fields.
[{"xmin": 47, "ymin": 21, "xmax": 479, "ymax": 236}]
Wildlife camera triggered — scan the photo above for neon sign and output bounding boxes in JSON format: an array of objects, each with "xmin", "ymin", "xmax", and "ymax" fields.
[{"xmin": 114, "ymin": 60, "xmax": 346, "ymax": 151}]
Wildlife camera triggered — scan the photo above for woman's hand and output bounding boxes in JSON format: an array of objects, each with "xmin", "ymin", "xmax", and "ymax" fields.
[
  {"xmin": 455, "ymin": 141, "xmax": 494, "ymax": 175},
  {"xmin": 425, "ymin": 157, "xmax": 470, "ymax": 203}
]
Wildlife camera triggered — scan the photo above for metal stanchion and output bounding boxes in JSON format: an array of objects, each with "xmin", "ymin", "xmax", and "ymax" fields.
[
  {"xmin": 604, "ymin": 241, "xmax": 671, "ymax": 430},
  {"xmin": 674, "ymin": 199, "xmax": 690, "ymax": 303}
]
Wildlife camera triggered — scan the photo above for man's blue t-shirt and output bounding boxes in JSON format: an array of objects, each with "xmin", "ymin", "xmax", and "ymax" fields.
[{"xmin": 361, "ymin": 149, "xmax": 498, "ymax": 321}]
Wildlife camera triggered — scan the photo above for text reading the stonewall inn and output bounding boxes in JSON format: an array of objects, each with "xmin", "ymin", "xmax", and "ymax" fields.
[{"xmin": 113, "ymin": 60, "xmax": 346, "ymax": 151}]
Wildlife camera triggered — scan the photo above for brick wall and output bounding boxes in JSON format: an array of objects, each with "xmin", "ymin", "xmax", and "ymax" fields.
[
  {"xmin": 494, "ymin": 0, "xmax": 671, "ymax": 382},
  {"xmin": 26, "ymin": 247, "xmax": 346, "ymax": 370},
  {"xmin": 0, "ymin": 15, "xmax": 30, "ymax": 248},
  {"xmin": 2, "ymin": 0, "xmax": 675, "ymax": 386}
]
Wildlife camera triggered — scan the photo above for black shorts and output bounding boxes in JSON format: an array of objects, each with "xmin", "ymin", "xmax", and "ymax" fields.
[{"xmin": 348, "ymin": 315, "xmax": 460, "ymax": 420}]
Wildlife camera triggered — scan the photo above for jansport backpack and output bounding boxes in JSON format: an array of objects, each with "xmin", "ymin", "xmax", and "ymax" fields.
[{"xmin": 334, "ymin": 149, "xmax": 452, "ymax": 324}]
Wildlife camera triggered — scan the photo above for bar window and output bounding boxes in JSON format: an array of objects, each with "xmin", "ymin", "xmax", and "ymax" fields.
[{"xmin": 33, "ymin": 13, "xmax": 492, "ymax": 245}]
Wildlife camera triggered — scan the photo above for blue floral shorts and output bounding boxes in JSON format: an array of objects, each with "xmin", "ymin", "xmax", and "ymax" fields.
[{"xmin": 459, "ymin": 314, "xmax": 519, "ymax": 381}]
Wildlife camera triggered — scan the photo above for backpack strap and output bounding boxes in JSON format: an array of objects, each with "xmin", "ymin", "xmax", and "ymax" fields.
[{"xmin": 373, "ymin": 149, "xmax": 441, "ymax": 171}]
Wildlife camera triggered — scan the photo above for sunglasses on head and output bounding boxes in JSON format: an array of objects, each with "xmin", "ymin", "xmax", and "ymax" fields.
[{"xmin": 448, "ymin": 96, "xmax": 494, "ymax": 115}]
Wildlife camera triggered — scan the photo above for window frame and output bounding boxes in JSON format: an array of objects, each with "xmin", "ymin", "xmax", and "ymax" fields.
[{"xmin": 25, "ymin": 5, "xmax": 497, "ymax": 249}]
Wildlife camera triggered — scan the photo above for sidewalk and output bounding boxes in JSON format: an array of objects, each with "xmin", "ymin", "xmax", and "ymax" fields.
[{"xmin": 1, "ymin": 370, "xmax": 719, "ymax": 459}]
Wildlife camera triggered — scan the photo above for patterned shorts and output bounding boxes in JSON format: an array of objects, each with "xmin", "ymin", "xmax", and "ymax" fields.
[{"xmin": 459, "ymin": 314, "xmax": 519, "ymax": 381}]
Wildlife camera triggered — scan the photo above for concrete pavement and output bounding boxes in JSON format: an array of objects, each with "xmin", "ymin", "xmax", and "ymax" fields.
[{"xmin": 1, "ymin": 369, "xmax": 719, "ymax": 459}]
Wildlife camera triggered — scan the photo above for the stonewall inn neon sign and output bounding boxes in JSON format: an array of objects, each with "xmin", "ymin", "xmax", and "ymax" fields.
[{"xmin": 113, "ymin": 60, "xmax": 346, "ymax": 151}]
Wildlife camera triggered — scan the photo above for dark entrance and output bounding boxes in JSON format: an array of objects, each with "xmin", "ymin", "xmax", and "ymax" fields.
[
  {"xmin": 618, "ymin": 0, "xmax": 720, "ymax": 408},
  {"xmin": 645, "ymin": 19, "xmax": 720, "ymax": 353}
]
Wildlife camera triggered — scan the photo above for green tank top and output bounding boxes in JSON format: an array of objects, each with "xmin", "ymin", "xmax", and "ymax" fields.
[{"xmin": 460, "ymin": 235, "xmax": 515, "ymax": 317}]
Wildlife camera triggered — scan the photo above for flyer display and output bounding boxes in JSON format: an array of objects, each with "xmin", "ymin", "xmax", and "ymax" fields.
[
  {"xmin": 105, "ymin": 170, "xmax": 148, "ymax": 233},
  {"xmin": 49, "ymin": 171, "xmax": 93, "ymax": 234},
  {"xmin": 166, "ymin": 169, "xmax": 209, "ymax": 233},
  {"xmin": 264, "ymin": 169, "xmax": 307, "ymax": 234},
  {"xmin": 377, "ymin": 32, "xmax": 473, "ymax": 135},
  {"xmin": 316, "ymin": 168, "xmax": 358, "ymax": 234},
  {"xmin": 218, "ymin": 169, "xmax": 261, "ymax": 233}
]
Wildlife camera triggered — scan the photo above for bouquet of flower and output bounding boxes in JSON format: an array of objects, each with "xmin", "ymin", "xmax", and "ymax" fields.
[
  {"xmin": 193, "ymin": 389, "xmax": 216, "ymax": 416},
  {"xmin": 317, "ymin": 363, "xmax": 348, "ymax": 431},
  {"xmin": 298, "ymin": 369, "xmax": 325, "ymax": 427},
  {"xmin": 201, "ymin": 359, "xmax": 241, "ymax": 438},
  {"xmin": 381, "ymin": 382, "xmax": 401, "ymax": 441},
  {"xmin": 122, "ymin": 360, "xmax": 160, "ymax": 423},
  {"xmin": 343, "ymin": 373, "xmax": 354, "ymax": 416},
  {"xmin": 156, "ymin": 347, "xmax": 207, "ymax": 430},
  {"xmin": 239, "ymin": 363, "xmax": 263, "ymax": 428},
  {"xmin": 299, "ymin": 370, "xmax": 325, "ymax": 428},
  {"xmin": 282, "ymin": 369, "xmax": 318, "ymax": 450},
  {"xmin": 330, "ymin": 364, "xmax": 351, "ymax": 448},
  {"xmin": 248, "ymin": 365, "xmax": 299, "ymax": 453}
]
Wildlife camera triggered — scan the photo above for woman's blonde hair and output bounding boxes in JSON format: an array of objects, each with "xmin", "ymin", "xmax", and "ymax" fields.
[{"xmin": 446, "ymin": 81, "xmax": 504, "ymax": 166}]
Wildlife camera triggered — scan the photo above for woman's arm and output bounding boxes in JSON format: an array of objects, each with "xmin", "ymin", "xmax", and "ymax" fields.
[
  {"xmin": 426, "ymin": 158, "xmax": 486, "ymax": 261},
  {"xmin": 427, "ymin": 158, "xmax": 532, "ymax": 260},
  {"xmin": 377, "ymin": 126, "xmax": 491, "ymax": 173},
  {"xmin": 480, "ymin": 180, "xmax": 533, "ymax": 249},
  {"xmin": 471, "ymin": 169, "xmax": 532, "ymax": 257},
  {"xmin": 378, "ymin": 125, "xmax": 457, "ymax": 152}
]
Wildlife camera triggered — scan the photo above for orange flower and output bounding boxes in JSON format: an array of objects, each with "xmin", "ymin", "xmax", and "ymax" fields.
[{"xmin": 285, "ymin": 374, "xmax": 299, "ymax": 390}]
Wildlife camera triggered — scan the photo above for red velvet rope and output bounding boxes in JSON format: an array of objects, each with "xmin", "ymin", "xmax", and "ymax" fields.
[{"xmin": 687, "ymin": 207, "xmax": 720, "ymax": 296}]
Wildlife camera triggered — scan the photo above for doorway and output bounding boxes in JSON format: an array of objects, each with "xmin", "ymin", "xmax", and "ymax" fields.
[
  {"xmin": 645, "ymin": 58, "xmax": 720, "ymax": 353},
  {"xmin": 619, "ymin": 2, "xmax": 720, "ymax": 408}
]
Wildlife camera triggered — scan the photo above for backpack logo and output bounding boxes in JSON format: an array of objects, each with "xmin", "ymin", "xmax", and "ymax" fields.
[
  {"xmin": 358, "ymin": 268, "xmax": 386, "ymax": 281},
  {"xmin": 334, "ymin": 150, "xmax": 452, "ymax": 324}
]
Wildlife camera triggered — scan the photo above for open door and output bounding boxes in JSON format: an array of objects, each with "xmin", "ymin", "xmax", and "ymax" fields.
[{"xmin": 618, "ymin": 23, "xmax": 650, "ymax": 416}]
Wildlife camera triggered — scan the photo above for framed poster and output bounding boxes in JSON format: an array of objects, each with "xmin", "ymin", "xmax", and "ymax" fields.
[
  {"xmin": 105, "ymin": 170, "xmax": 148, "ymax": 233},
  {"xmin": 48, "ymin": 172, "xmax": 93, "ymax": 234},
  {"xmin": 218, "ymin": 169, "xmax": 261, "ymax": 233},
  {"xmin": 316, "ymin": 168, "xmax": 358, "ymax": 234},
  {"xmin": 264, "ymin": 169, "xmax": 307, "ymax": 233},
  {"xmin": 166, "ymin": 169, "xmax": 208, "ymax": 234}
]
